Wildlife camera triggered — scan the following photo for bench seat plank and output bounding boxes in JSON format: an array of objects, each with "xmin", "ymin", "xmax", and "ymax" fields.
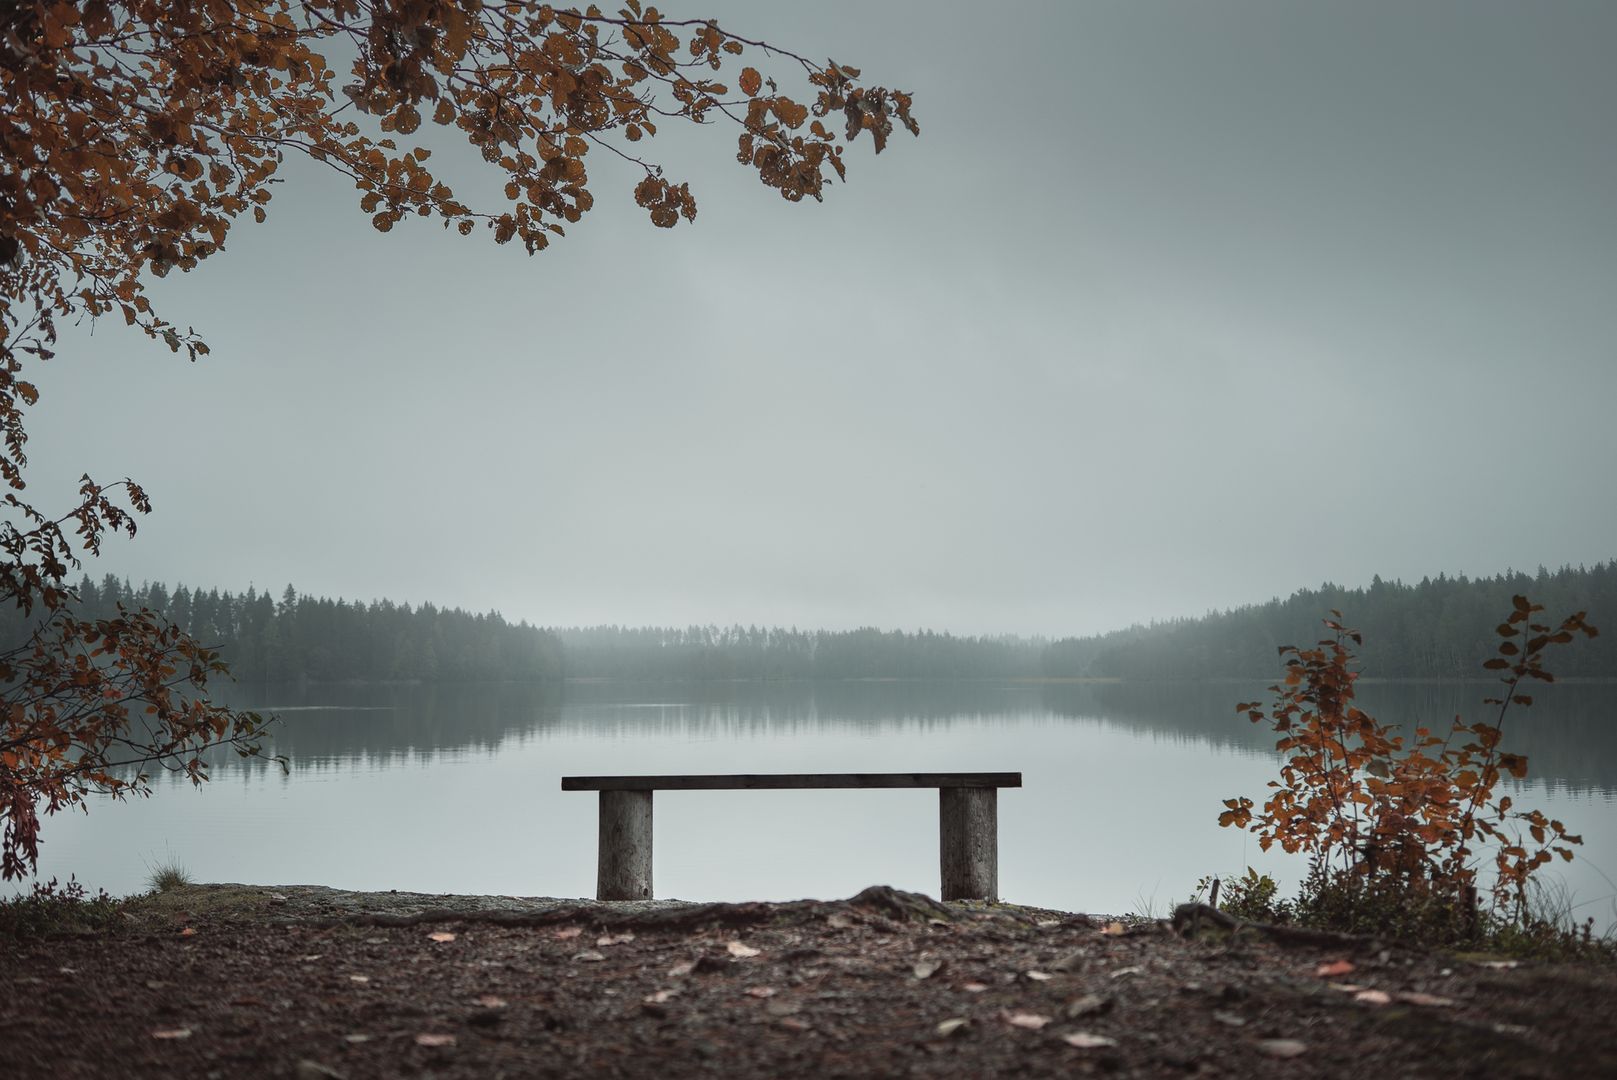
[{"xmin": 562, "ymin": 772, "xmax": 1022, "ymax": 791}]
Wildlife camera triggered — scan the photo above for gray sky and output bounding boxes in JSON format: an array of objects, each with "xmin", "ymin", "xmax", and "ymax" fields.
[{"xmin": 26, "ymin": 1, "xmax": 1617, "ymax": 637}]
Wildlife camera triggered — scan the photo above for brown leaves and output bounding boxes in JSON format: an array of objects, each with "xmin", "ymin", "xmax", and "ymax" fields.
[{"xmin": 1221, "ymin": 600, "xmax": 1594, "ymax": 919}]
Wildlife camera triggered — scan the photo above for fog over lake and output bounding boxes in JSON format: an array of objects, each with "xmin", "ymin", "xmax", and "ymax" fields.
[{"xmin": 28, "ymin": 680, "xmax": 1616, "ymax": 928}]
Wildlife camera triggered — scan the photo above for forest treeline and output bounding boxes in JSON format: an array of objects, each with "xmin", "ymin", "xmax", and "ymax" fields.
[
  {"xmin": 1045, "ymin": 562, "xmax": 1617, "ymax": 680},
  {"xmin": 5, "ymin": 561, "xmax": 1612, "ymax": 683},
  {"xmin": 0, "ymin": 576, "xmax": 566, "ymax": 684},
  {"xmin": 555, "ymin": 625, "xmax": 1046, "ymax": 681}
]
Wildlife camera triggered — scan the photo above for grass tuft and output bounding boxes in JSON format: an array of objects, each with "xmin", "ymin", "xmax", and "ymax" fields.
[{"xmin": 146, "ymin": 859, "xmax": 192, "ymax": 894}]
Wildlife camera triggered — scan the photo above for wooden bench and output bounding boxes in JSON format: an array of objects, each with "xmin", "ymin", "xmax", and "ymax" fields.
[{"xmin": 560, "ymin": 772, "xmax": 1022, "ymax": 902}]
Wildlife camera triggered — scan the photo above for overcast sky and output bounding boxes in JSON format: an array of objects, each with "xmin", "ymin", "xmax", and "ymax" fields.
[{"xmin": 25, "ymin": 0, "xmax": 1617, "ymax": 638}]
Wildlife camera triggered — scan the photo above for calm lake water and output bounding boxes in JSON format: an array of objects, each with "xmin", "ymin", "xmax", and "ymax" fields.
[{"xmin": 20, "ymin": 680, "xmax": 1617, "ymax": 927}]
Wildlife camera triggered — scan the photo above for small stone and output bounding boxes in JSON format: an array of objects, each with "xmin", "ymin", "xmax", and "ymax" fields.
[
  {"xmin": 1052, "ymin": 950, "xmax": 1087, "ymax": 972},
  {"xmin": 294, "ymin": 1061, "xmax": 346, "ymax": 1080},
  {"xmin": 1063, "ymin": 1032, "xmax": 1117, "ymax": 1049},
  {"xmin": 1258, "ymin": 1039, "xmax": 1308, "ymax": 1059}
]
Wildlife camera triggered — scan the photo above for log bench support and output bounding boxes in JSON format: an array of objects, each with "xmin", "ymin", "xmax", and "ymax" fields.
[{"xmin": 561, "ymin": 772, "xmax": 1021, "ymax": 903}]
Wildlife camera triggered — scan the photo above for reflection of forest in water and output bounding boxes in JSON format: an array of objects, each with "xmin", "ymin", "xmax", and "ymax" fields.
[{"xmin": 210, "ymin": 680, "xmax": 1617, "ymax": 795}]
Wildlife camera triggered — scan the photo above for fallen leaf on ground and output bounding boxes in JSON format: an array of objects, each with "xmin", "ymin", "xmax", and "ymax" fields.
[
  {"xmin": 1065, "ymin": 994, "xmax": 1113, "ymax": 1019},
  {"xmin": 1315, "ymin": 959, "xmax": 1356, "ymax": 977},
  {"xmin": 348, "ymin": 975, "xmax": 369, "ymax": 984},
  {"xmin": 179, "ymin": 928, "xmax": 196, "ymax": 938},
  {"xmin": 1101, "ymin": 922, "xmax": 1126, "ymax": 936},
  {"xmin": 1327, "ymin": 983, "xmax": 1364, "ymax": 993},
  {"xmin": 1025, "ymin": 970, "xmax": 1053, "ymax": 981},
  {"xmin": 300, "ymin": 954, "xmax": 324, "ymax": 962},
  {"xmin": 1354, "ymin": 989, "xmax": 1393, "ymax": 1006},
  {"xmin": 668, "ymin": 960, "xmax": 696, "ymax": 977},
  {"xmin": 1397, "ymin": 992, "xmax": 1456, "ymax": 1008},
  {"xmin": 913, "ymin": 960, "xmax": 941, "ymax": 979},
  {"xmin": 644, "ymin": 989, "xmax": 678, "ymax": 1004},
  {"xmin": 572, "ymin": 950, "xmax": 606, "ymax": 963},
  {"xmin": 151, "ymin": 1028, "xmax": 192, "ymax": 1040},
  {"xmin": 961, "ymin": 981, "xmax": 989, "ymax": 993},
  {"xmin": 343, "ymin": 1034, "xmax": 371, "ymax": 1044},
  {"xmin": 727, "ymin": 941, "xmax": 761, "ymax": 958},
  {"xmin": 779, "ymin": 1018, "xmax": 811, "ymax": 1032},
  {"xmin": 553, "ymin": 927, "xmax": 583, "ymax": 940},
  {"xmin": 1109, "ymin": 966, "xmax": 1144, "ymax": 979},
  {"xmin": 1212, "ymin": 1011, "xmax": 1247, "ymax": 1027},
  {"xmin": 1003, "ymin": 1011, "xmax": 1052, "ymax": 1030},
  {"xmin": 427, "ymin": 931, "xmax": 456, "ymax": 943},
  {"xmin": 745, "ymin": 986, "xmax": 776, "ymax": 998},
  {"xmin": 936, "ymin": 1018, "xmax": 970, "ymax": 1038},
  {"xmin": 475, "ymin": 995, "xmax": 508, "ymax": 1009},
  {"xmin": 1063, "ymin": 1032, "xmax": 1117, "ymax": 1049},
  {"xmin": 414, "ymin": 1033, "xmax": 456, "ymax": 1048},
  {"xmin": 597, "ymin": 932, "xmax": 635, "ymax": 947},
  {"xmin": 1259, "ymin": 1039, "xmax": 1308, "ymax": 1058}
]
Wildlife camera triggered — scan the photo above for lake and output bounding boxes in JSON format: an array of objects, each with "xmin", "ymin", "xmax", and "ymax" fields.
[{"xmin": 19, "ymin": 680, "xmax": 1617, "ymax": 928}]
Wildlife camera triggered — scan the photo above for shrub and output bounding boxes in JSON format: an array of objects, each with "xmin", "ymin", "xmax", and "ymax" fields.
[
  {"xmin": 1219, "ymin": 596, "xmax": 1597, "ymax": 940},
  {"xmin": 0, "ymin": 876, "xmax": 121, "ymax": 939}
]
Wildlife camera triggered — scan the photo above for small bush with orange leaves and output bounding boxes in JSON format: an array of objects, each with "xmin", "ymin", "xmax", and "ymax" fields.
[{"xmin": 1220, "ymin": 596, "xmax": 1598, "ymax": 934}]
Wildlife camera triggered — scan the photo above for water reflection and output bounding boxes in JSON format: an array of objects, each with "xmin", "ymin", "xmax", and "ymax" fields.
[{"xmin": 212, "ymin": 679, "xmax": 1617, "ymax": 796}]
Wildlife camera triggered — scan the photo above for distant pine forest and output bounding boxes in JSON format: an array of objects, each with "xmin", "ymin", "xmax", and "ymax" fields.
[{"xmin": 6, "ymin": 561, "xmax": 1613, "ymax": 683}]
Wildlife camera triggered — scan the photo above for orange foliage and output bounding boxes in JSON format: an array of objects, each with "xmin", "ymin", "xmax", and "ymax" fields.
[
  {"xmin": 1220, "ymin": 599, "xmax": 1598, "ymax": 919},
  {"xmin": 0, "ymin": 2, "xmax": 917, "ymax": 879}
]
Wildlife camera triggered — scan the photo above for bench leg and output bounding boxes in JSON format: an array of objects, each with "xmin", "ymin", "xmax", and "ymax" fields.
[
  {"xmin": 597, "ymin": 790, "xmax": 653, "ymax": 900},
  {"xmin": 939, "ymin": 787, "xmax": 998, "ymax": 901}
]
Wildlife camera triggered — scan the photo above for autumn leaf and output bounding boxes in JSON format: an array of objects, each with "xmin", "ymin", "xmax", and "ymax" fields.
[
  {"xmin": 553, "ymin": 926, "xmax": 583, "ymax": 940},
  {"xmin": 427, "ymin": 931, "xmax": 456, "ymax": 943},
  {"xmin": 739, "ymin": 67, "xmax": 763, "ymax": 96},
  {"xmin": 1003, "ymin": 1011, "xmax": 1052, "ymax": 1030},
  {"xmin": 1314, "ymin": 960, "xmax": 1355, "ymax": 977},
  {"xmin": 726, "ymin": 940, "xmax": 761, "ymax": 958}
]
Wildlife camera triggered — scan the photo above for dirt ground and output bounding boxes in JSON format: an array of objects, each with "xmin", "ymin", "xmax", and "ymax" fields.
[{"xmin": 2, "ymin": 883, "xmax": 1614, "ymax": 1079}]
